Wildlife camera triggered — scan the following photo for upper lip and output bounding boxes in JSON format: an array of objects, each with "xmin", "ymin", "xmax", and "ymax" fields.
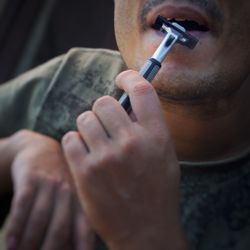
[{"xmin": 146, "ymin": 4, "xmax": 211, "ymax": 31}]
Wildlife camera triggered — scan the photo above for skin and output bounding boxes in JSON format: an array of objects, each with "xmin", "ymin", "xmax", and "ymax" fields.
[
  {"xmin": 62, "ymin": 0, "xmax": 250, "ymax": 249},
  {"xmin": 113, "ymin": 0, "xmax": 250, "ymax": 161},
  {"xmin": 0, "ymin": 130, "xmax": 95, "ymax": 250},
  {"xmin": 63, "ymin": 71, "xmax": 187, "ymax": 250}
]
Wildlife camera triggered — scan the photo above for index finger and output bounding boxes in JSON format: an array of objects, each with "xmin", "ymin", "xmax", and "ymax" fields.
[{"xmin": 116, "ymin": 70, "xmax": 166, "ymax": 129}]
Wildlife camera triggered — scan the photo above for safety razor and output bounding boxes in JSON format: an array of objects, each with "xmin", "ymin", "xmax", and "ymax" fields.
[{"xmin": 119, "ymin": 16, "xmax": 199, "ymax": 112}]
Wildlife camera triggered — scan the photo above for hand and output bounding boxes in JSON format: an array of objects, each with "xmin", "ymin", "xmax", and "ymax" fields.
[
  {"xmin": 4, "ymin": 130, "xmax": 95, "ymax": 250},
  {"xmin": 62, "ymin": 70, "xmax": 187, "ymax": 250}
]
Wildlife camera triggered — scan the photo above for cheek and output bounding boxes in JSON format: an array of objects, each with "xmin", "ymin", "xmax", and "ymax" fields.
[{"xmin": 114, "ymin": 16, "xmax": 141, "ymax": 69}]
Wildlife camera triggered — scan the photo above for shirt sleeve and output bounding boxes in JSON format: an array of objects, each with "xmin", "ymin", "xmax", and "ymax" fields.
[{"xmin": 0, "ymin": 55, "xmax": 64, "ymax": 137}]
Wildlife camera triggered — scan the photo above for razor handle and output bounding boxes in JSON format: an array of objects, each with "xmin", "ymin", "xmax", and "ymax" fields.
[{"xmin": 119, "ymin": 58, "xmax": 161, "ymax": 112}]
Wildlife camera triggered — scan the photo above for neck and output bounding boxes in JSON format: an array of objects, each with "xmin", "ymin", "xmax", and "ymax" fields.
[{"xmin": 161, "ymin": 84, "xmax": 250, "ymax": 162}]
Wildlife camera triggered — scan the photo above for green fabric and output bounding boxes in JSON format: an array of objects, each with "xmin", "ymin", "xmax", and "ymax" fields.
[
  {"xmin": 180, "ymin": 154, "xmax": 250, "ymax": 250},
  {"xmin": 33, "ymin": 47, "xmax": 126, "ymax": 140},
  {"xmin": 0, "ymin": 47, "xmax": 250, "ymax": 250},
  {"xmin": 0, "ymin": 54, "xmax": 64, "ymax": 137}
]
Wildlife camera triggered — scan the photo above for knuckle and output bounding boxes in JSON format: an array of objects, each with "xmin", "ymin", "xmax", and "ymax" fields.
[
  {"xmin": 13, "ymin": 129, "xmax": 32, "ymax": 139},
  {"xmin": 59, "ymin": 182, "xmax": 74, "ymax": 195},
  {"xmin": 62, "ymin": 131, "xmax": 77, "ymax": 142},
  {"xmin": 99, "ymin": 151, "xmax": 118, "ymax": 166},
  {"xmin": 82, "ymin": 152, "xmax": 117, "ymax": 179},
  {"xmin": 120, "ymin": 135, "xmax": 138, "ymax": 155},
  {"xmin": 131, "ymin": 81, "xmax": 154, "ymax": 96},
  {"xmin": 115, "ymin": 69, "xmax": 135, "ymax": 84},
  {"xmin": 10, "ymin": 130, "xmax": 33, "ymax": 144},
  {"xmin": 62, "ymin": 134, "xmax": 86, "ymax": 167},
  {"xmin": 92, "ymin": 95, "xmax": 116, "ymax": 111},
  {"xmin": 33, "ymin": 172, "xmax": 62, "ymax": 189},
  {"xmin": 29, "ymin": 172, "xmax": 44, "ymax": 184},
  {"xmin": 47, "ymin": 175, "xmax": 63, "ymax": 187},
  {"xmin": 77, "ymin": 111, "xmax": 93, "ymax": 125}
]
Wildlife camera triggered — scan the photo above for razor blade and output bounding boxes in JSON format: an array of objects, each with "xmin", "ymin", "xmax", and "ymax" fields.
[{"xmin": 154, "ymin": 16, "xmax": 198, "ymax": 49}]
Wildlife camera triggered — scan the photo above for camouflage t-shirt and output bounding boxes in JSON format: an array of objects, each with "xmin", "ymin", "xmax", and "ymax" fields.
[{"xmin": 0, "ymin": 48, "xmax": 250, "ymax": 250}]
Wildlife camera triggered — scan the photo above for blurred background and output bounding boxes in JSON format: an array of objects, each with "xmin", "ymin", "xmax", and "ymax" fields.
[{"xmin": 0, "ymin": 0, "xmax": 117, "ymax": 84}]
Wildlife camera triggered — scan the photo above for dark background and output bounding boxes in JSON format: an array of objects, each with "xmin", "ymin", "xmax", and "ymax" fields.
[{"xmin": 0, "ymin": 0, "xmax": 116, "ymax": 84}]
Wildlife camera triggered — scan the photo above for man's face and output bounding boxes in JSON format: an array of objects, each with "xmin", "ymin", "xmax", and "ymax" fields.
[{"xmin": 114, "ymin": 0, "xmax": 250, "ymax": 102}]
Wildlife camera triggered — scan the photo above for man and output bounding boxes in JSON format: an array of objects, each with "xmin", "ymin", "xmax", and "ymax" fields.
[{"xmin": 0, "ymin": 0, "xmax": 250, "ymax": 249}]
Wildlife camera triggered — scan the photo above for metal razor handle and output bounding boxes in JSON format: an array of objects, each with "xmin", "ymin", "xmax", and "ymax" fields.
[
  {"xmin": 119, "ymin": 58, "xmax": 161, "ymax": 112},
  {"xmin": 139, "ymin": 58, "xmax": 162, "ymax": 81}
]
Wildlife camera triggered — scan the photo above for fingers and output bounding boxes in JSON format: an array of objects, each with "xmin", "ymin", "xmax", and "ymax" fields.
[
  {"xmin": 75, "ymin": 96, "xmax": 134, "ymax": 149},
  {"xmin": 76, "ymin": 111, "xmax": 110, "ymax": 151},
  {"xmin": 73, "ymin": 198, "xmax": 95, "ymax": 250},
  {"xmin": 116, "ymin": 70, "xmax": 166, "ymax": 129},
  {"xmin": 69, "ymin": 69, "xmax": 166, "ymax": 152},
  {"xmin": 62, "ymin": 132, "xmax": 89, "ymax": 171},
  {"xmin": 92, "ymin": 96, "xmax": 132, "ymax": 139},
  {"xmin": 41, "ymin": 184, "xmax": 73, "ymax": 250},
  {"xmin": 17, "ymin": 183, "xmax": 56, "ymax": 250},
  {"xmin": 6, "ymin": 177, "xmax": 76, "ymax": 250},
  {"xmin": 5, "ymin": 178, "xmax": 37, "ymax": 250}
]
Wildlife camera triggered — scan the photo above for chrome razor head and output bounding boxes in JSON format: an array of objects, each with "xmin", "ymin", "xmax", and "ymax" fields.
[{"xmin": 154, "ymin": 16, "xmax": 199, "ymax": 49}]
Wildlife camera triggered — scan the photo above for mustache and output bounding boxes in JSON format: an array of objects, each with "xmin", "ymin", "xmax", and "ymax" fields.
[{"xmin": 141, "ymin": 0, "xmax": 224, "ymax": 30}]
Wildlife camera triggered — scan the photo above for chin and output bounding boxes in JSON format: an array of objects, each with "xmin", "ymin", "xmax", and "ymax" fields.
[{"xmin": 151, "ymin": 65, "xmax": 241, "ymax": 103}]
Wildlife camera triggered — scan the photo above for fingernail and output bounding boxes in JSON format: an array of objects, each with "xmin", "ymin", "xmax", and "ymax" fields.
[{"xmin": 6, "ymin": 236, "xmax": 17, "ymax": 250}]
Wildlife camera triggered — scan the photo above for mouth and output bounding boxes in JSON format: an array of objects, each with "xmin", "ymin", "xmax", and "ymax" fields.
[
  {"xmin": 162, "ymin": 18, "xmax": 209, "ymax": 32},
  {"xmin": 146, "ymin": 5, "xmax": 212, "ymax": 35}
]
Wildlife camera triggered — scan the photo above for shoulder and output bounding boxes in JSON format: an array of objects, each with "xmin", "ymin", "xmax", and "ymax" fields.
[
  {"xmin": 33, "ymin": 48, "xmax": 126, "ymax": 140},
  {"xmin": 57, "ymin": 47, "xmax": 125, "ymax": 81},
  {"xmin": 3, "ymin": 47, "xmax": 124, "ymax": 90},
  {"xmin": 0, "ymin": 54, "xmax": 65, "ymax": 137},
  {"xmin": 45, "ymin": 47, "xmax": 126, "ymax": 100},
  {"xmin": 0, "ymin": 48, "xmax": 125, "ymax": 137},
  {"xmin": 62, "ymin": 47, "xmax": 124, "ymax": 71},
  {"xmin": 65, "ymin": 47, "xmax": 123, "ymax": 61}
]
